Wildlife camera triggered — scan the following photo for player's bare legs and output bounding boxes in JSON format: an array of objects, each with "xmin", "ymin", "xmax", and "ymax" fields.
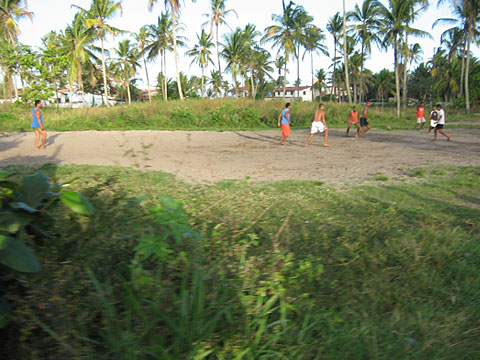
[
  {"xmin": 323, "ymin": 129, "xmax": 329, "ymax": 147},
  {"xmin": 305, "ymin": 134, "xmax": 314, "ymax": 147},
  {"xmin": 359, "ymin": 125, "xmax": 371, "ymax": 137},
  {"xmin": 40, "ymin": 129, "xmax": 47, "ymax": 149},
  {"xmin": 434, "ymin": 129, "xmax": 450, "ymax": 141},
  {"xmin": 34, "ymin": 129, "xmax": 40, "ymax": 150}
]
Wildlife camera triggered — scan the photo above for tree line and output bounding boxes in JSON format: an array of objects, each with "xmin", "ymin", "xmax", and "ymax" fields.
[{"xmin": 0, "ymin": 0, "xmax": 479, "ymax": 114}]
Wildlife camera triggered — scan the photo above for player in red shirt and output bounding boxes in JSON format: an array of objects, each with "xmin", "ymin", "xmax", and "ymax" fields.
[
  {"xmin": 414, "ymin": 102, "xmax": 426, "ymax": 130},
  {"xmin": 346, "ymin": 106, "xmax": 360, "ymax": 138}
]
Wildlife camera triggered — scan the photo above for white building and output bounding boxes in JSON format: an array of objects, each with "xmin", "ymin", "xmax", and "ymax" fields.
[
  {"xmin": 227, "ymin": 86, "xmax": 250, "ymax": 98},
  {"xmin": 53, "ymin": 88, "xmax": 116, "ymax": 107},
  {"xmin": 268, "ymin": 86, "xmax": 320, "ymax": 102}
]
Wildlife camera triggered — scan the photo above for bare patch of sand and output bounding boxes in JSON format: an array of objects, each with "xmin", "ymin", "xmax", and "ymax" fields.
[{"xmin": 1, "ymin": 129, "xmax": 479, "ymax": 183}]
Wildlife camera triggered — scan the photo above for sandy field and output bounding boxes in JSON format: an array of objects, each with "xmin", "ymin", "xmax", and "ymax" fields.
[{"xmin": 1, "ymin": 129, "xmax": 479, "ymax": 184}]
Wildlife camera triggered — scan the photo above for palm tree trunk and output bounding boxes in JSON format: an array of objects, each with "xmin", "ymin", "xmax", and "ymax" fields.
[
  {"xmin": 353, "ymin": 77, "xmax": 357, "ymax": 104},
  {"xmin": 100, "ymin": 38, "xmax": 110, "ymax": 107},
  {"xmin": 331, "ymin": 41, "xmax": 336, "ymax": 102},
  {"xmin": 234, "ymin": 69, "xmax": 239, "ymax": 97},
  {"xmin": 283, "ymin": 58, "xmax": 287, "ymax": 101},
  {"xmin": 163, "ymin": 50, "xmax": 168, "ymax": 100},
  {"xmin": 172, "ymin": 14, "xmax": 184, "ymax": 101},
  {"xmin": 13, "ymin": 73, "xmax": 19, "ymax": 100},
  {"xmin": 125, "ymin": 68, "xmax": 131, "ymax": 104},
  {"xmin": 250, "ymin": 68, "xmax": 255, "ymax": 99},
  {"xmin": 297, "ymin": 44, "xmax": 300, "ymax": 99},
  {"xmin": 402, "ymin": 31, "xmax": 408, "ymax": 112},
  {"xmin": 2, "ymin": 71, "xmax": 7, "ymax": 101},
  {"xmin": 7, "ymin": 73, "xmax": 12, "ymax": 102},
  {"xmin": 360, "ymin": 41, "xmax": 364, "ymax": 103},
  {"xmin": 54, "ymin": 81, "xmax": 59, "ymax": 110},
  {"xmin": 143, "ymin": 52, "xmax": 152, "ymax": 102},
  {"xmin": 311, "ymin": 52, "xmax": 314, "ymax": 102},
  {"xmin": 460, "ymin": 34, "xmax": 467, "ymax": 96},
  {"xmin": 201, "ymin": 67, "xmax": 205, "ymax": 97},
  {"xmin": 77, "ymin": 63, "xmax": 86, "ymax": 107},
  {"xmin": 394, "ymin": 38, "xmax": 401, "ymax": 118},
  {"xmin": 216, "ymin": 23, "xmax": 223, "ymax": 97},
  {"xmin": 465, "ymin": 22, "xmax": 472, "ymax": 114},
  {"xmin": 343, "ymin": 0, "xmax": 352, "ymax": 103},
  {"xmin": 69, "ymin": 80, "xmax": 74, "ymax": 109}
]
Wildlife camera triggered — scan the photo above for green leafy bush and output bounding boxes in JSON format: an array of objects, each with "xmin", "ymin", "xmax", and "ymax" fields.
[{"xmin": 0, "ymin": 171, "xmax": 93, "ymax": 327}]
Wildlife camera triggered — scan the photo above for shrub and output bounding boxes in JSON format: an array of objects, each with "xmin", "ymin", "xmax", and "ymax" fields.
[{"xmin": 0, "ymin": 171, "xmax": 93, "ymax": 328}]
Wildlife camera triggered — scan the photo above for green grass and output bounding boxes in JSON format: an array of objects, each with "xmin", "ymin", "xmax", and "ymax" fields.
[
  {"xmin": 1, "ymin": 99, "xmax": 479, "ymax": 133},
  {"xmin": 1, "ymin": 164, "xmax": 480, "ymax": 359}
]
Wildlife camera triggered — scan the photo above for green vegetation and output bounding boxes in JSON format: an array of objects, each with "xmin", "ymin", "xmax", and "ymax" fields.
[
  {"xmin": 1, "ymin": 164, "xmax": 479, "ymax": 359},
  {"xmin": 0, "ymin": 170, "xmax": 93, "ymax": 329},
  {"xmin": 2, "ymin": 1, "xmax": 480, "ymax": 114},
  {"xmin": 1, "ymin": 99, "xmax": 479, "ymax": 133}
]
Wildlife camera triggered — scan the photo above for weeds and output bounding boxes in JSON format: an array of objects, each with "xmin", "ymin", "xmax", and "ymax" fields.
[
  {"xmin": 1, "ymin": 165, "xmax": 479, "ymax": 359},
  {"xmin": 2, "ymin": 99, "xmax": 479, "ymax": 132}
]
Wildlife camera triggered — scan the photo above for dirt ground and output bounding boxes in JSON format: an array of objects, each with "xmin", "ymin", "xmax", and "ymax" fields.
[{"xmin": 1, "ymin": 129, "xmax": 479, "ymax": 184}]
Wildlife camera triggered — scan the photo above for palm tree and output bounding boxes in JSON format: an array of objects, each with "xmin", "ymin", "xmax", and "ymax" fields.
[
  {"xmin": 0, "ymin": 0, "xmax": 33, "ymax": 99},
  {"xmin": 0, "ymin": 0, "xmax": 32, "ymax": 43},
  {"xmin": 433, "ymin": 2, "xmax": 468, "ymax": 96},
  {"xmin": 112, "ymin": 39, "xmax": 140, "ymax": 104},
  {"xmin": 376, "ymin": 0, "xmax": 430, "ymax": 117},
  {"xmin": 313, "ymin": 68, "xmax": 327, "ymax": 99},
  {"xmin": 74, "ymin": 0, "xmax": 123, "ymax": 107},
  {"xmin": 221, "ymin": 27, "xmax": 248, "ymax": 97},
  {"xmin": 274, "ymin": 55, "xmax": 286, "ymax": 86},
  {"xmin": 342, "ymin": 0, "xmax": 352, "ymax": 103},
  {"xmin": 148, "ymin": 0, "xmax": 189, "ymax": 101},
  {"xmin": 302, "ymin": 26, "xmax": 328, "ymax": 101},
  {"xmin": 187, "ymin": 29, "xmax": 214, "ymax": 97},
  {"xmin": 208, "ymin": 70, "xmax": 222, "ymax": 97},
  {"xmin": 348, "ymin": 0, "xmax": 382, "ymax": 103},
  {"xmin": 145, "ymin": 12, "xmax": 173, "ymax": 100},
  {"xmin": 327, "ymin": 12, "xmax": 343, "ymax": 101},
  {"xmin": 290, "ymin": 3, "xmax": 314, "ymax": 99},
  {"xmin": 203, "ymin": 0, "xmax": 237, "ymax": 96},
  {"xmin": 136, "ymin": 26, "xmax": 153, "ymax": 102},
  {"xmin": 250, "ymin": 48, "xmax": 274, "ymax": 99},
  {"xmin": 430, "ymin": 48, "xmax": 460, "ymax": 103},
  {"xmin": 401, "ymin": 0, "xmax": 429, "ymax": 111},
  {"xmin": 374, "ymin": 69, "xmax": 395, "ymax": 108},
  {"xmin": 436, "ymin": 0, "xmax": 480, "ymax": 113},
  {"xmin": 239, "ymin": 24, "xmax": 261, "ymax": 99},
  {"xmin": 263, "ymin": 1, "xmax": 297, "ymax": 100},
  {"xmin": 57, "ymin": 12, "xmax": 96, "ymax": 107}
]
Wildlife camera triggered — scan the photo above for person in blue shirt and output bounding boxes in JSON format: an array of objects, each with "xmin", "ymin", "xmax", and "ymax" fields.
[
  {"xmin": 32, "ymin": 100, "xmax": 47, "ymax": 150},
  {"xmin": 277, "ymin": 103, "xmax": 291, "ymax": 145}
]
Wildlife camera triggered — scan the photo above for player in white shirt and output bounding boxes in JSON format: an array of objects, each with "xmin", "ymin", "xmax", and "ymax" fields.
[{"xmin": 433, "ymin": 104, "xmax": 451, "ymax": 142}]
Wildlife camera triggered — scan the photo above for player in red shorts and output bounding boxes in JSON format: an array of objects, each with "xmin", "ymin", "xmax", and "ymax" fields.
[
  {"xmin": 346, "ymin": 106, "xmax": 360, "ymax": 138},
  {"xmin": 277, "ymin": 102, "xmax": 291, "ymax": 145}
]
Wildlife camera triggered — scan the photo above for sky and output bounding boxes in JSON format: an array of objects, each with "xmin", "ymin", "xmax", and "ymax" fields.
[{"xmin": 17, "ymin": 0, "xmax": 477, "ymax": 90}]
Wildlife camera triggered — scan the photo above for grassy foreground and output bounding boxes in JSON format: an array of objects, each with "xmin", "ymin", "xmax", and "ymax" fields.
[
  {"xmin": 1, "ymin": 99, "xmax": 479, "ymax": 132},
  {"xmin": 1, "ymin": 164, "xmax": 479, "ymax": 359}
]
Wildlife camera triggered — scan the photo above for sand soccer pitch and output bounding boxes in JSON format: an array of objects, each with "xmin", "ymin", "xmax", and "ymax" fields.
[{"xmin": 1, "ymin": 128, "xmax": 479, "ymax": 183}]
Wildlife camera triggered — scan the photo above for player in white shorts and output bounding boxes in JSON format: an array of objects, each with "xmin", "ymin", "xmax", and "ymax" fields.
[{"xmin": 305, "ymin": 103, "xmax": 329, "ymax": 147}]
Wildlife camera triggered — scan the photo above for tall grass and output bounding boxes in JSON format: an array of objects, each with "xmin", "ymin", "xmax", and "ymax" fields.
[
  {"xmin": 1, "ymin": 164, "xmax": 479, "ymax": 359},
  {"xmin": 1, "ymin": 99, "xmax": 478, "ymax": 132}
]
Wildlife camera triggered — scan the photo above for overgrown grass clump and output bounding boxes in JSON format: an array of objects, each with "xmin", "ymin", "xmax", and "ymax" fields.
[
  {"xmin": 1, "ymin": 164, "xmax": 479, "ymax": 359},
  {"xmin": 1, "ymin": 99, "xmax": 478, "ymax": 132}
]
